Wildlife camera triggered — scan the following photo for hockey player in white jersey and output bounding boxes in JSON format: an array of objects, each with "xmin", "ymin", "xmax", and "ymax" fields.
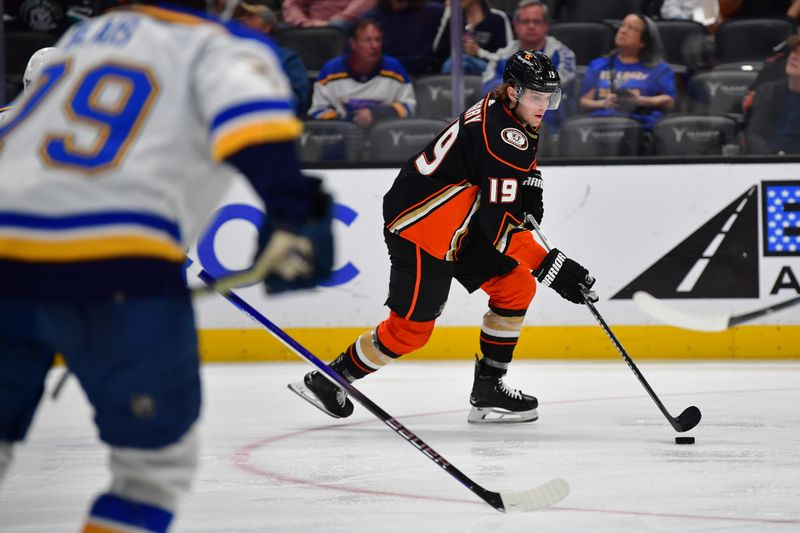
[
  {"xmin": 0, "ymin": 47, "xmax": 65, "ymax": 125},
  {"xmin": 0, "ymin": 1, "xmax": 333, "ymax": 532}
]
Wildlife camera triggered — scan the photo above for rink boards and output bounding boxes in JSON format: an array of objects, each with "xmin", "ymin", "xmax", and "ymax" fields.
[{"xmin": 189, "ymin": 162, "xmax": 800, "ymax": 361}]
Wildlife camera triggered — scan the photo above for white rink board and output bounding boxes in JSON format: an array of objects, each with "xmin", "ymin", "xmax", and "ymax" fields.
[{"xmin": 190, "ymin": 163, "xmax": 800, "ymax": 329}]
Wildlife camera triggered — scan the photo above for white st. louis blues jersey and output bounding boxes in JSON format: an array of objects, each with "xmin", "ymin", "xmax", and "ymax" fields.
[{"xmin": 0, "ymin": 4, "xmax": 301, "ymax": 298}]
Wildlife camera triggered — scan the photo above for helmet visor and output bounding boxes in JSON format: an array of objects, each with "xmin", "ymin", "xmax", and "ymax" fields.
[{"xmin": 518, "ymin": 87, "xmax": 562, "ymax": 111}]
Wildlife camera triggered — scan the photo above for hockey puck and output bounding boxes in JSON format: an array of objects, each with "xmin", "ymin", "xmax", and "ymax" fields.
[{"xmin": 675, "ymin": 436, "xmax": 695, "ymax": 445}]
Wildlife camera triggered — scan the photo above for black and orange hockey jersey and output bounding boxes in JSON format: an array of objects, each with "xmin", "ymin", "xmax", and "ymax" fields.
[{"xmin": 384, "ymin": 94, "xmax": 547, "ymax": 270}]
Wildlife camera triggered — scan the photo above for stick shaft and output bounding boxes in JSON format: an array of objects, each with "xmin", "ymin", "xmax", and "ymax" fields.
[
  {"xmin": 580, "ymin": 294, "xmax": 680, "ymax": 427},
  {"xmin": 195, "ymin": 269, "xmax": 503, "ymax": 510},
  {"xmin": 729, "ymin": 295, "xmax": 800, "ymax": 327},
  {"xmin": 528, "ymin": 219, "xmax": 686, "ymax": 431}
]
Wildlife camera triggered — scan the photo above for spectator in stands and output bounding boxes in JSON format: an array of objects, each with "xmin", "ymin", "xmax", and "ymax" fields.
[
  {"xmin": 743, "ymin": 30, "xmax": 800, "ymax": 114},
  {"xmin": 482, "ymin": 0, "xmax": 576, "ymax": 132},
  {"xmin": 282, "ymin": 0, "xmax": 376, "ymax": 32},
  {"xmin": 236, "ymin": 1, "xmax": 310, "ymax": 115},
  {"xmin": 745, "ymin": 34, "xmax": 800, "ymax": 155},
  {"xmin": 660, "ymin": 0, "xmax": 721, "ymax": 27},
  {"xmin": 363, "ymin": 0, "xmax": 445, "ymax": 75},
  {"xmin": 579, "ymin": 13, "xmax": 676, "ymax": 131},
  {"xmin": 308, "ymin": 19, "xmax": 416, "ymax": 128},
  {"xmin": 432, "ymin": 0, "xmax": 512, "ymax": 75}
]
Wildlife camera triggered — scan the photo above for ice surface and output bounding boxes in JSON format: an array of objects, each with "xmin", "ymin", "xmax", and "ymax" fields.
[{"xmin": 1, "ymin": 361, "xmax": 799, "ymax": 532}]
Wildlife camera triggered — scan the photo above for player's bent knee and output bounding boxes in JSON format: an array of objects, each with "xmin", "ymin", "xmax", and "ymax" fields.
[
  {"xmin": 482, "ymin": 265, "xmax": 537, "ymax": 311},
  {"xmin": 376, "ymin": 311, "xmax": 436, "ymax": 355},
  {"xmin": 94, "ymin": 373, "xmax": 201, "ymax": 449}
]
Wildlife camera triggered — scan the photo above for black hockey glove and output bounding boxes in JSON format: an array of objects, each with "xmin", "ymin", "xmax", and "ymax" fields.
[
  {"xmin": 520, "ymin": 170, "xmax": 544, "ymax": 227},
  {"xmin": 256, "ymin": 177, "xmax": 334, "ymax": 294},
  {"xmin": 533, "ymin": 248, "xmax": 597, "ymax": 304}
]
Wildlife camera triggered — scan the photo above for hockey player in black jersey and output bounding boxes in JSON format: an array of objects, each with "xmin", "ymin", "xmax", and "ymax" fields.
[{"xmin": 290, "ymin": 50, "xmax": 596, "ymax": 423}]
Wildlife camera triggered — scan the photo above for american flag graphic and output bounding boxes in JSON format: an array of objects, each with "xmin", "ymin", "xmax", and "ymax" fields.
[{"xmin": 764, "ymin": 182, "xmax": 800, "ymax": 255}]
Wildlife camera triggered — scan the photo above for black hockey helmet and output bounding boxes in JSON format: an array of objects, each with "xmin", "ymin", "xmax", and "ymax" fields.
[{"xmin": 503, "ymin": 50, "xmax": 560, "ymax": 93}]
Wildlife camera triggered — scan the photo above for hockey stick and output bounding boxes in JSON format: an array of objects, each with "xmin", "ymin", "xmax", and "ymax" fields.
[
  {"xmin": 527, "ymin": 217, "xmax": 701, "ymax": 433},
  {"xmin": 191, "ymin": 236, "xmax": 285, "ymax": 297},
  {"xmin": 195, "ymin": 268, "xmax": 569, "ymax": 513},
  {"xmin": 634, "ymin": 291, "xmax": 800, "ymax": 332}
]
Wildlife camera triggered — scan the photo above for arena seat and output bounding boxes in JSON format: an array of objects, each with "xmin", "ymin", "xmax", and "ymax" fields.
[
  {"xmin": 297, "ymin": 120, "xmax": 364, "ymax": 163},
  {"xmin": 652, "ymin": 114, "xmax": 738, "ymax": 156},
  {"xmin": 687, "ymin": 70, "xmax": 757, "ymax": 115},
  {"xmin": 714, "ymin": 18, "xmax": 795, "ymax": 64},
  {"xmin": 654, "ymin": 20, "xmax": 707, "ymax": 67},
  {"xmin": 274, "ymin": 27, "xmax": 346, "ymax": 79},
  {"xmin": 557, "ymin": 116, "xmax": 641, "ymax": 157},
  {"xmin": 413, "ymin": 74, "xmax": 484, "ymax": 120},
  {"xmin": 549, "ymin": 21, "xmax": 615, "ymax": 66},
  {"xmin": 367, "ymin": 118, "xmax": 447, "ymax": 162}
]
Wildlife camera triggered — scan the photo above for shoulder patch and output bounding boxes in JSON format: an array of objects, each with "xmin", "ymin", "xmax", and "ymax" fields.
[{"xmin": 501, "ymin": 128, "xmax": 528, "ymax": 151}]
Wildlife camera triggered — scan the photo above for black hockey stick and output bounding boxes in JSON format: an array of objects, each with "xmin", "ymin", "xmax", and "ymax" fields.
[
  {"xmin": 634, "ymin": 291, "xmax": 800, "ymax": 332},
  {"xmin": 527, "ymin": 218, "xmax": 701, "ymax": 433},
  {"xmin": 195, "ymin": 268, "xmax": 569, "ymax": 513}
]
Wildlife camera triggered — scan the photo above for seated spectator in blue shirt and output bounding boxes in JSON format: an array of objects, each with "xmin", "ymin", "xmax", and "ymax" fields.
[
  {"xmin": 746, "ymin": 34, "xmax": 800, "ymax": 155},
  {"xmin": 236, "ymin": 1, "xmax": 310, "ymax": 115},
  {"xmin": 432, "ymin": 0, "xmax": 512, "ymax": 75},
  {"xmin": 579, "ymin": 13, "xmax": 676, "ymax": 131},
  {"xmin": 308, "ymin": 19, "xmax": 416, "ymax": 128},
  {"xmin": 363, "ymin": 0, "xmax": 445, "ymax": 75},
  {"xmin": 482, "ymin": 0, "xmax": 576, "ymax": 132}
]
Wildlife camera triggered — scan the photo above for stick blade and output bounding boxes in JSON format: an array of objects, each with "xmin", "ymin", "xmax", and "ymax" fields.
[
  {"xmin": 633, "ymin": 291, "xmax": 729, "ymax": 332},
  {"xmin": 499, "ymin": 478, "xmax": 570, "ymax": 513},
  {"xmin": 676, "ymin": 405, "xmax": 702, "ymax": 432}
]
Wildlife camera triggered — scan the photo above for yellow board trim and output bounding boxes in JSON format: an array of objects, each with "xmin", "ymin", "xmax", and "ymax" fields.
[
  {"xmin": 197, "ymin": 325, "xmax": 800, "ymax": 362},
  {"xmin": 212, "ymin": 119, "xmax": 303, "ymax": 161},
  {"xmin": 0, "ymin": 235, "xmax": 185, "ymax": 262}
]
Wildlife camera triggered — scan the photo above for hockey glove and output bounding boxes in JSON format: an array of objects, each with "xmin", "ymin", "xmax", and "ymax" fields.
[
  {"xmin": 533, "ymin": 248, "xmax": 597, "ymax": 304},
  {"xmin": 256, "ymin": 178, "xmax": 334, "ymax": 294},
  {"xmin": 520, "ymin": 170, "xmax": 544, "ymax": 227}
]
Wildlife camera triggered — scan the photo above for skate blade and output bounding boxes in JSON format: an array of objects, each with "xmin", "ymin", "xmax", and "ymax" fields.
[
  {"xmin": 287, "ymin": 381, "xmax": 345, "ymax": 419},
  {"xmin": 467, "ymin": 406, "xmax": 538, "ymax": 424}
]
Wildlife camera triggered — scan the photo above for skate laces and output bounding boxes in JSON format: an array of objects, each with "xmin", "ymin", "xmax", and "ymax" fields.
[
  {"xmin": 498, "ymin": 378, "xmax": 523, "ymax": 400},
  {"xmin": 336, "ymin": 388, "xmax": 348, "ymax": 407}
]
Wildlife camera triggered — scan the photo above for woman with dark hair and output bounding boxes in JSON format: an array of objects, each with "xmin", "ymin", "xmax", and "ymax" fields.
[{"xmin": 579, "ymin": 13, "xmax": 676, "ymax": 130}]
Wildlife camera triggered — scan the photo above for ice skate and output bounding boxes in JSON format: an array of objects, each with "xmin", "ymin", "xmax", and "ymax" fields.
[
  {"xmin": 288, "ymin": 370, "xmax": 354, "ymax": 419},
  {"xmin": 468, "ymin": 357, "xmax": 538, "ymax": 424}
]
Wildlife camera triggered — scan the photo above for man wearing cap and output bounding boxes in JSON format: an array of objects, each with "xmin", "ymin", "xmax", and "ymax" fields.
[
  {"xmin": 746, "ymin": 34, "xmax": 800, "ymax": 155},
  {"xmin": 236, "ymin": 0, "xmax": 310, "ymax": 114}
]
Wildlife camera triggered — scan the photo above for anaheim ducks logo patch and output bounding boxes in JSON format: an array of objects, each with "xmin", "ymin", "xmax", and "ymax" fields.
[{"xmin": 501, "ymin": 128, "xmax": 528, "ymax": 150}]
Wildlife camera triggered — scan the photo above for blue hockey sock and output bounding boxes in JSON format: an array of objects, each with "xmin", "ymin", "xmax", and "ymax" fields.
[{"xmin": 83, "ymin": 493, "xmax": 173, "ymax": 533}]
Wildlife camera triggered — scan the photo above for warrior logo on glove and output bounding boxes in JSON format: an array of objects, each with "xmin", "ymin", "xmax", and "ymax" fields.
[{"xmin": 534, "ymin": 248, "xmax": 597, "ymax": 304}]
